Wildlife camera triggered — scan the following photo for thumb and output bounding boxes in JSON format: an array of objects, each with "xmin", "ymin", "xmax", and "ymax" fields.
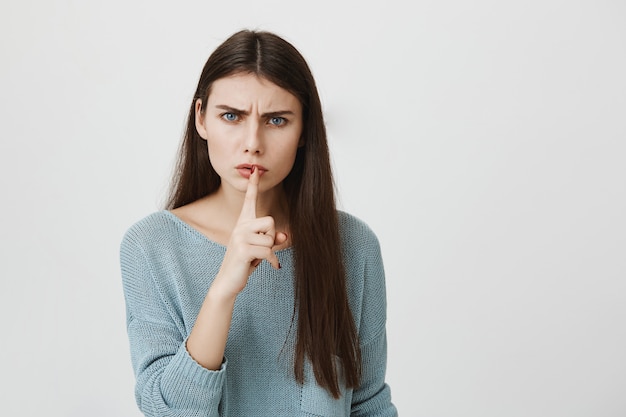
[{"xmin": 274, "ymin": 232, "xmax": 288, "ymax": 246}]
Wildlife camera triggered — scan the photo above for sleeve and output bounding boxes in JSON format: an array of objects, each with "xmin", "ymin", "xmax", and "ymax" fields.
[
  {"xmin": 120, "ymin": 232, "xmax": 226, "ymax": 417},
  {"xmin": 350, "ymin": 231, "xmax": 398, "ymax": 417}
]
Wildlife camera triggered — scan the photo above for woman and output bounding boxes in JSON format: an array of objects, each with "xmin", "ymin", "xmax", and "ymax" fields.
[{"xmin": 120, "ymin": 29, "xmax": 397, "ymax": 416}]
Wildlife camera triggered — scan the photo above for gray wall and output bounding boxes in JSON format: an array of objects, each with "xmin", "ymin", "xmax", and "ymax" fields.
[{"xmin": 1, "ymin": 0, "xmax": 624, "ymax": 415}]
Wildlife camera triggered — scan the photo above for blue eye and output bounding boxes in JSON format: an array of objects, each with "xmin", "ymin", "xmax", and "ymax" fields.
[
  {"xmin": 222, "ymin": 112, "xmax": 238, "ymax": 122},
  {"xmin": 269, "ymin": 117, "xmax": 286, "ymax": 126}
]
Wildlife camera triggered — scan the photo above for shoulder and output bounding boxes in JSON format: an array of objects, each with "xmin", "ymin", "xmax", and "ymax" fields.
[
  {"xmin": 120, "ymin": 210, "xmax": 203, "ymax": 254},
  {"xmin": 337, "ymin": 210, "xmax": 381, "ymax": 252},
  {"xmin": 122, "ymin": 211, "xmax": 176, "ymax": 245}
]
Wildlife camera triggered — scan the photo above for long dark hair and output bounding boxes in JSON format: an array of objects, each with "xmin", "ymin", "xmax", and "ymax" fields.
[{"xmin": 165, "ymin": 30, "xmax": 361, "ymax": 398}]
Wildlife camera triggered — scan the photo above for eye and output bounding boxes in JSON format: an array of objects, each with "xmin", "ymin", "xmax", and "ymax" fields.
[
  {"xmin": 221, "ymin": 112, "xmax": 239, "ymax": 122},
  {"xmin": 269, "ymin": 116, "xmax": 286, "ymax": 126}
]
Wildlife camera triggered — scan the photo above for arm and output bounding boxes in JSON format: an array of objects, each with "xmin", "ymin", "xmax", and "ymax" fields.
[
  {"xmin": 121, "ymin": 167, "xmax": 285, "ymax": 416},
  {"xmin": 350, "ymin": 228, "xmax": 398, "ymax": 417},
  {"xmin": 185, "ymin": 165, "xmax": 285, "ymax": 369},
  {"xmin": 351, "ymin": 330, "xmax": 397, "ymax": 417},
  {"xmin": 121, "ymin": 236, "xmax": 226, "ymax": 417}
]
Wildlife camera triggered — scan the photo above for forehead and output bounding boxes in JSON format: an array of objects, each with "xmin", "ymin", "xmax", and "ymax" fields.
[{"xmin": 207, "ymin": 73, "xmax": 300, "ymax": 110}]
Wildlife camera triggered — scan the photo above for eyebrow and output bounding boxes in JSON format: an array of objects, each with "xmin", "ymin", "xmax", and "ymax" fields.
[{"xmin": 214, "ymin": 105, "xmax": 296, "ymax": 118}]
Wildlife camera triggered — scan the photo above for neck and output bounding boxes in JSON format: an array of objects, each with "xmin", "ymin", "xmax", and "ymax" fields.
[{"xmin": 214, "ymin": 183, "xmax": 290, "ymax": 229}]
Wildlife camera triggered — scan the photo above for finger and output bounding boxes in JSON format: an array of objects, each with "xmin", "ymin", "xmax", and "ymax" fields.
[
  {"xmin": 247, "ymin": 247, "xmax": 279, "ymax": 270},
  {"xmin": 239, "ymin": 165, "xmax": 259, "ymax": 220},
  {"xmin": 266, "ymin": 251, "xmax": 281, "ymax": 270},
  {"xmin": 251, "ymin": 216, "xmax": 276, "ymax": 238},
  {"xmin": 268, "ymin": 233, "xmax": 288, "ymax": 270},
  {"xmin": 248, "ymin": 232, "xmax": 276, "ymax": 248},
  {"xmin": 273, "ymin": 232, "xmax": 288, "ymax": 247}
]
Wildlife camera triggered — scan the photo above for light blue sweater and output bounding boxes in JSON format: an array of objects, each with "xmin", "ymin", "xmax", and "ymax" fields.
[{"xmin": 120, "ymin": 210, "xmax": 398, "ymax": 417}]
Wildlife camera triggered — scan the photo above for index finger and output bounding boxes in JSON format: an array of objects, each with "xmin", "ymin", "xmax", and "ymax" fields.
[{"xmin": 239, "ymin": 165, "xmax": 259, "ymax": 220}]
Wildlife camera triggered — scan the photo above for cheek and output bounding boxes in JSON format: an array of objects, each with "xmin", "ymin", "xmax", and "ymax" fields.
[
  {"xmin": 205, "ymin": 138, "xmax": 231, "ymax": 169},
  {"xmin": 205, "ymin": 125, "xmax": 234, "ymax": 152},
  {"xmin": 275, "ymin": 141, "xmax": 301, "ymax": 174}
]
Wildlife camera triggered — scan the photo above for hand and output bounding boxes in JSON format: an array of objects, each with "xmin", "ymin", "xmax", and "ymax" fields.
[{"xmin": 212, "ymin": 166, "xmax": 288, "ymax": 298}]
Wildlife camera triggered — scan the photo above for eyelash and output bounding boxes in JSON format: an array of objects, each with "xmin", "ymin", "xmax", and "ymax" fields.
[
  {"xmin": 221, "ymin": 112, "xmax": 239, "ymax": 122},
  {"xmin": 269, "ymin": 117, "xmax": 287, "ymax": 126},
  {"xmin": 220, "ymin": 113, "xmax": 288, "ymax": 127}
]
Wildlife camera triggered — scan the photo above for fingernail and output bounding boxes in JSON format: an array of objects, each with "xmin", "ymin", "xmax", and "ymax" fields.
[{"xmin": 251, "ymin": 165, "xmax": 256, "ymax": 174}]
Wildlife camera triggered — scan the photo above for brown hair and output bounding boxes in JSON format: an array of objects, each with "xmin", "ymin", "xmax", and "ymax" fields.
[{"xmin": 165, "ymin": 30, "xmax": 360, "ymax": 398}]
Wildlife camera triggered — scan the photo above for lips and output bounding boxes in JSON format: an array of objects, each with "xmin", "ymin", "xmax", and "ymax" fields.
[{"xmin": 236, "ymin": 164, "xmax": 267, "ymax": 178}]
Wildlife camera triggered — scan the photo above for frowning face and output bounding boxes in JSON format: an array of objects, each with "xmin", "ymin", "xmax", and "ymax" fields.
[{"xmin": 195, "ymin": 73, "xmax": 303, "ymax": 196}]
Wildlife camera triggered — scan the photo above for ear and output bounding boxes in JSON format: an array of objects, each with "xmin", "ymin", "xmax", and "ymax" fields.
[
  {"xmin": 298, "ymin": 135, "xmax": 305, "ymax": 148},
  {"xmin": 195, "ymin": 99, "xmax": 209, "ymax": 140}
]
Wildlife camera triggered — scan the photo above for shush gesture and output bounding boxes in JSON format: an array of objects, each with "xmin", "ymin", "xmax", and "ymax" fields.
[
  {"xmin": 185, "ymin": 165, "xmax": 289, "ymax": 371},
  {"xmin": 213, "ymin": 166, "xmax": 288, "ymax": 299}
]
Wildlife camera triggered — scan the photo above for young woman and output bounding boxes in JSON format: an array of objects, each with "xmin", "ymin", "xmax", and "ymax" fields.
[{"xmin": 120, "ymin": 29, "xmax": 398, "ymax": 417}]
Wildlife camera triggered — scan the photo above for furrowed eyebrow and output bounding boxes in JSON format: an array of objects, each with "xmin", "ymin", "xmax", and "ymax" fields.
[
  {"xmin": 214, "ymin": 105, "xmax": 295, "ymax": 118},
  {"xmin": 261, "ymin": 110, "xmax": 295, "ymax": 118},
  {"xmin": 215, "ymin": 105, "xmax": 248, "ymax": 115}
]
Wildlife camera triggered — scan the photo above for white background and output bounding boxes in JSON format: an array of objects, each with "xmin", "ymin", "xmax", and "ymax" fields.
[{"xmin": 1, "ymin": 1, "xmax": 625, "ymax": 416}]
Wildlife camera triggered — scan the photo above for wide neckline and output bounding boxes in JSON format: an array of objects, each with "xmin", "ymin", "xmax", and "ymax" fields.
[{"xmin": 162, "ymin": 210, "xmax": 293, "ymax": 254}]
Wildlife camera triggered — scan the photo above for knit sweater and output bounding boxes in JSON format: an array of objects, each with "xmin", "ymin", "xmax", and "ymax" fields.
[{"xmin": 120, "ymin": 210, "xmax": 398, "ymax": 417}]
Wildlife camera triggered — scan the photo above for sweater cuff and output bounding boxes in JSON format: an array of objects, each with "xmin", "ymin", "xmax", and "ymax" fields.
[{"xmin": 159, "ymin": 338, "xmax": 227, "ymax": 408}]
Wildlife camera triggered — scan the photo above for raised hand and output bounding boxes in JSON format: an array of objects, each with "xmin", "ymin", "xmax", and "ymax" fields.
[{"xmin": 213, "ymin": 166, "xmax": 287, "ymax": 298}]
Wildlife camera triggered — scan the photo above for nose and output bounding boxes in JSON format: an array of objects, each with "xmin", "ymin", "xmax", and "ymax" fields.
[{"xmin": 244, "ymin": 121, "xmax": 263, "ymax": 154}]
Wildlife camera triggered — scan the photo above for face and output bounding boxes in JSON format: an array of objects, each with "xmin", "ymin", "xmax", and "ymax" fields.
[{"xmin": 196, "ymin": 73, "xmax": 303, "ymax": 195}]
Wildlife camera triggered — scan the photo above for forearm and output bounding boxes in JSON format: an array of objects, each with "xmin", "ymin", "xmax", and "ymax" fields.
[{"xmin": 186, "ymin": 279, "xmax": 237, "ymax": 370}]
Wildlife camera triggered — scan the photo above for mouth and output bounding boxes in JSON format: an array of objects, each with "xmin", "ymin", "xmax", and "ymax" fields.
[{"xmin": 236, "ymin": 164, "xmax": 267, "ymax": 178}]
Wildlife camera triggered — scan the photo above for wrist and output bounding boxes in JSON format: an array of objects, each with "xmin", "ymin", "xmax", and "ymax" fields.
[{"xmin": 207, "ymin": 278, "xmax": 239, "ymax": 305}]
